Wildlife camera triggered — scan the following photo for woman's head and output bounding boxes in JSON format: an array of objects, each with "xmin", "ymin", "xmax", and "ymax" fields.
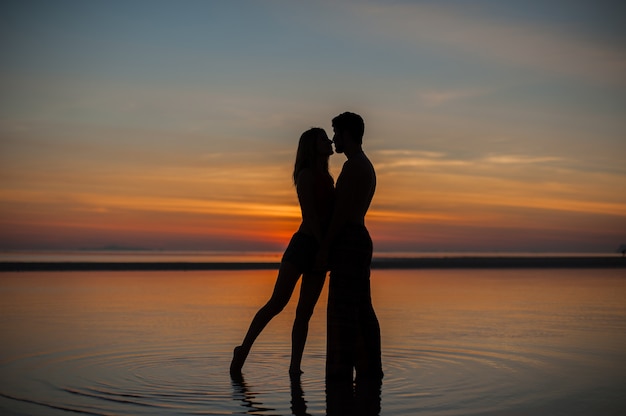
[{"xmin": 293, "ymin": 127, "xmax": 333, "ymax": 185}]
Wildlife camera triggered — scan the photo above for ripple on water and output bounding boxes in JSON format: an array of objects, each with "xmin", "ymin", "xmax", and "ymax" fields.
[
  {"xmin": 0, "ymin": 342, "xmax": 330, "ymax": 416},
  {"xmin": 2, "ymin": 343, "xmax": 238, "ymax": 415},
  {"xmin": 0, "ymin": 340, "xmax": 616, "ymax": 415},
  {"xmin": 381, "ymin": 344, "xmax": 567, "ymax": 415}
]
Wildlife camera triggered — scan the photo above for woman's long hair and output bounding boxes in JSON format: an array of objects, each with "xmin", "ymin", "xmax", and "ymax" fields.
[{"xmin": 293, "ymin": 127, "xmax": 329, "ymax": 185}]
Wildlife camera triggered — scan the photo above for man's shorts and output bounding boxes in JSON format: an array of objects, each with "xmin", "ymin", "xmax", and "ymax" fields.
[{"xmin": 329, "ymin": 223, "xmax": 373, "ymax": 275}]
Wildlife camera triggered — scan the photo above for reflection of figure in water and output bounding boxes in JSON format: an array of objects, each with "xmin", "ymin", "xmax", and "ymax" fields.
[
  {"xmin": 318, "ymin": 112, "xmax": 383, "ymax": 383},
  {"xmin": 326, "ymin": 377, "xmax": 382, "ymax": 416},
  {"xmin": 230, "ymin": 374, "xmax": 276, "ymax": 414},
  {"xmin": 230, "ymin": 127, "xmax": 334, "ymax": 376},
  {"xmin": 231, "ymin": 373, "xmax": 313, "ymax": 416},
  {"xmin": 290, "ymin": 374, "xmax": 312, "ymax": 416}
]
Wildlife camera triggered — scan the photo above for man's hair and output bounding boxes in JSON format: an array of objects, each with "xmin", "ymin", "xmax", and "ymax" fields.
[{"xmin": 332, "ymin": 112, "xmax": 364, "ymax": 145}]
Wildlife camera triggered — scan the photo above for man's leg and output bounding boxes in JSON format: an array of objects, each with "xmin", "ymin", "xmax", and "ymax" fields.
[
  {"xmin": 326, "ymin": 224, "xmax": 381, "ymax": 382},
  {"xmin": 326, "ymin": 264, "xmax": 357, "ymax": 381},
  {"xmin": 355, "ymin": 274, "xmax": 383, "ymax": 380},
  {"xmin": 352, "ymin": 228, "xmax": 383, "ymax": 380}
]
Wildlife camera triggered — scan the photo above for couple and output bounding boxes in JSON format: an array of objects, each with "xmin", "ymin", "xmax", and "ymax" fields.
[{"xmin": 230, "ymin": 112, "xmax": 383, "ymax": 383}]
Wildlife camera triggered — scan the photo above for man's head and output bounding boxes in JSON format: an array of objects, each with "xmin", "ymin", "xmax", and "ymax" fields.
[{"xmin": 331, "ymin": 112, "xmax": 364, "ymax": 154}]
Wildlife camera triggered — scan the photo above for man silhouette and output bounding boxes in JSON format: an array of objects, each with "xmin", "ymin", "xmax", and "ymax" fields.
[{"xmin": 318, "ymin": 112, "xmax": 383, "ymax": 383}]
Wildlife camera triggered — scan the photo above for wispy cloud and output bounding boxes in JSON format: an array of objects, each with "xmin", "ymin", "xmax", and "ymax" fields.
[
  {"xmin": 0, "ymin": 189, "xmax": 301, "ymax": 219},
  {"xmin": 351, "ymin": 2, "xmax": 626, "ymax": 85},
  {"xmin": 375, "ymin": 150, "xmax": 565, "ymax": 170},
  {"xmin": 374, "ymin": 149, "xmax": 470, "ymax": 169},
  {"xmin": 483, "ymin": 155, "xmax": 564, "ymax": 165},
  {"xmin": 418, "ymin": 88, "xmax": 491, "ymax": 107}
]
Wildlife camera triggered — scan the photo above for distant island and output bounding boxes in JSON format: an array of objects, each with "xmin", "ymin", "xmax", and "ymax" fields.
[{"xmin": 1, "ymin": 255, "xmax": 624, "ymax": 272}]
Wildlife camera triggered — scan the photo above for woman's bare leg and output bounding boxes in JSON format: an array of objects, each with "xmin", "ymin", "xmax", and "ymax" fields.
[
  {"xmin": 231, "ymin": 261, "xmax": 301, "ymax": 374},
  {"xmin": 289, "ymin": 270, "xmax": 326, "ymax": 374}
]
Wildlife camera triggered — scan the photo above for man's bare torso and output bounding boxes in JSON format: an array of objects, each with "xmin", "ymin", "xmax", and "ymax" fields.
[{"xmin": 335, "ymin": 152, "xmax": 376, "ymax": 226}]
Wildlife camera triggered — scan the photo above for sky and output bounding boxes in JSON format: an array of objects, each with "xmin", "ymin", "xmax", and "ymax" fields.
[{"xmin": 1, "ymin": 0, "xmax": 625, "ymax": 253}]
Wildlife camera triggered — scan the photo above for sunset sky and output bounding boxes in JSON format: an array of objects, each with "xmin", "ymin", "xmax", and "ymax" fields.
[{"xmin": 1, "ymin": 0, "xmax": 625, "ymax": 253}]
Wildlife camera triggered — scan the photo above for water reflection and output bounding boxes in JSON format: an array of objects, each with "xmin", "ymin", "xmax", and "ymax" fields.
[
  {"xmin": 326, "ymin": 378, "xmax": 382, "ymax": 416},
  {"xmin": 290, "ymin": 374, "xmax": 312, "ymax": 416},
  {"xmin": 230, "ymin": 373, "xmax": 316, "ymax": 416},
  {"xmin": 231, "ymin": 372, "xmax": 381, "ymax": 416},
  {"xmin": 230, "ymin": 373, "xmax": 278, "ymax": 415}
]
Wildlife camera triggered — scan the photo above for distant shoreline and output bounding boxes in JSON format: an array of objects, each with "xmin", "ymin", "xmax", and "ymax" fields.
[{"xmin": 1, "ymin": 256, "xmax": 625, "ymax": 272}]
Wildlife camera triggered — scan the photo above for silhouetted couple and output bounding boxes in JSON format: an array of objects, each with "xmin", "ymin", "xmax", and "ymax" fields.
[{"xmin": 230, "ymin": 112, "xmax": 383, "ymax": 384}]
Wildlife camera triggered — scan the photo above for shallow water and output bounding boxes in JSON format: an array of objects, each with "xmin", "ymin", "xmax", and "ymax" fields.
[{"xmin": 0, "ymin": 269, "xmax": 625, "ymax": 415}]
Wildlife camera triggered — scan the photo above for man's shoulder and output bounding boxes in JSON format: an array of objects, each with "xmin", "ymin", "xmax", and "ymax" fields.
[
  {"xmin": 345, "ymin": 153, "xmax": 374, "ymax": 171},
  {"xmin": 340, "ymin": 158, "xmax": 359, "ymax": 176},
  {"xmin": 339, "ymin": 155, "xmax": 374, "ymax": 183}
]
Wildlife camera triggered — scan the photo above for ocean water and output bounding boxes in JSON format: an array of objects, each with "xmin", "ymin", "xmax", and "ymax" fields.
[{"xmin": 0, "ymin": 268, "xmax": 625, "ymax": 415}]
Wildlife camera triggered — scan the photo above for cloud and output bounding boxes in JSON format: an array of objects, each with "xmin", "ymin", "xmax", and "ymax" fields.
[
  {"xmin": 374, "ymin": 149, "xmax": 470, "ymax": 169},
  {"xmin": 418, "ymin": 88, "xmax": 492, "ymax": 107},
  {"xmin": 351, "ymin": 2, "xmax": 626, "ymax": 85},
  {"xmin": 374, "ymin": 150, "xmax": 564, "ymax": 171},
  {"xmin": 483, "ymin": 155, "xmax": 564, "ymax": 165}
]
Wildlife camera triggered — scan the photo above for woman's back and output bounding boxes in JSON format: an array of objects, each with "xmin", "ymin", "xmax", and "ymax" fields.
[{"xmin": 297, "ymin": 168, "xmax": 334, "ymax": 239}]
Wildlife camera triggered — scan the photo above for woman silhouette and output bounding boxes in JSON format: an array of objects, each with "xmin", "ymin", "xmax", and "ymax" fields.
[{"xmin": 230, "ymin": 127, "xmax": 334, "ymax": 375}]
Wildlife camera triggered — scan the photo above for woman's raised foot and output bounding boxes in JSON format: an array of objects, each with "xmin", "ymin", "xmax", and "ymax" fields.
[{"xmin": 230, "ymin": 346, "xmax": 246, "ymax": 375}]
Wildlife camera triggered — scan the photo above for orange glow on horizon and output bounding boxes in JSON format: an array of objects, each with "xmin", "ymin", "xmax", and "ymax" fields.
[{"xmin": 2, "ymin": 151, "xmax": 625, "ymax": 252}]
